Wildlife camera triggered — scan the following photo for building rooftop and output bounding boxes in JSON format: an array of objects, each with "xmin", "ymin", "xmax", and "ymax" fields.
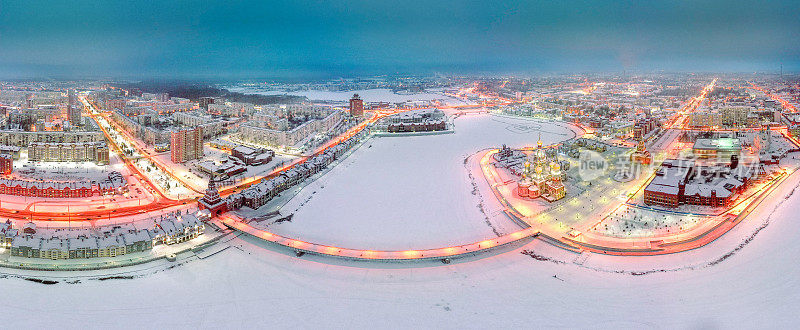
[{"xmin": 693, "ymin": 138, "xmax": 742, "ymax": 152}]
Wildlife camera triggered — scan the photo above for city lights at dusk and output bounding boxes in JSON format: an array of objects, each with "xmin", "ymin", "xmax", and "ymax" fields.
[{"xmin": 0, "ymin": 0, "xmax": 799, "ymax": 328}]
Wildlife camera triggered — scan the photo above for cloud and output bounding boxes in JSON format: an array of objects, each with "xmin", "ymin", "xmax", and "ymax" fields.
[{"xmin": 0, "ymin": 0, "xmax": 797, "ymax": 78}]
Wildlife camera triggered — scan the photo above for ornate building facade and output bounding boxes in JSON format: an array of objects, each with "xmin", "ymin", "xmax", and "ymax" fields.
[{"xmin": 517, "ymin": 135, "xmax": 566, "ymax": 202}]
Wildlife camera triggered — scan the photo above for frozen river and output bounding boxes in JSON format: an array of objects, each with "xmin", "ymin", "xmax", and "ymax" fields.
[{"xmin": 263, "ymin": 114, "xmax": 578, "ymax": 250}]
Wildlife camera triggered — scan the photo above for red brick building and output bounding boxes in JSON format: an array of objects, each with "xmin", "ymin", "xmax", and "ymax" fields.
[
  {"xmin": 387, "ymin": 120, "xmax": 447, "ymax": 133},
  {"xmin": 0, "ymin": 172, "xmax": 127, "ymax": 198},
  {"xmin": 199, "ymin": 180, "xmax": 228, "ymax": 216},
  {"xmin": 170, "ymin": 127, "xmax": 204, "ymax": 163},
  {"xmin": 644, "ymin": 159, "xmax": 751, "ymax": 209},
  {"xmin": 643, "ymin": 182, "xmax": 683, "ymax": 208},
  {"xmin": 349, "ymin": 94, "xmax": 364, "ymax": 117},
  {"xmin": 0, "ymin": 154, "xmax": 12, "ymax": 175},
  {"xmin": 199, "ymin": 97, "xmax": 215, "ymax": 110}
]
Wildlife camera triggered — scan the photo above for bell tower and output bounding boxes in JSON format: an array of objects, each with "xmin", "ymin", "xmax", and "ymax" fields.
[{"xmin": 199, "ymin": 178, "xmax": 228, "ymax": 216}]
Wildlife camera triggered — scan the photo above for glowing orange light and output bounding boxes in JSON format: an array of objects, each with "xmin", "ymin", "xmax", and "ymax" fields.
[{"xmin": 403, "ymin": 250, "xmax": 420, "ymax": 258}]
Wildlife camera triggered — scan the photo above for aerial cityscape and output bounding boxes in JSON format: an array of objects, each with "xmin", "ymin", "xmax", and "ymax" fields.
[{"xmin": 0, "ymin": 0, "xmax": 799, "ymax": 328}]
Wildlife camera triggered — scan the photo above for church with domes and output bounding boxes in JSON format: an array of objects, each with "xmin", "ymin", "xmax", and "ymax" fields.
[{"xmin": 517, "ymin": 135, "xmax": 566, "ymax": 202}]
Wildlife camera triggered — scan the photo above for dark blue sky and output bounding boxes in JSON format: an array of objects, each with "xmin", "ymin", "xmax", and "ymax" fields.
[{"xmin": 0, "ymin": 0, "xmax": 798, "ymax": 79}]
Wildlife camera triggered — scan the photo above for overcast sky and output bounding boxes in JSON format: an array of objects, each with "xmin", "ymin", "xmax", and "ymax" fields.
[{"xmin": 0, "ymin": 0, "xmax": 798, "ymax": 79}]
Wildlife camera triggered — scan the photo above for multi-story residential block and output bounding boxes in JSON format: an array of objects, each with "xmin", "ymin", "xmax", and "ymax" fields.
[
  {"xmin": 27, "ymin": 141, "xmax": 109, "ymax": 164},
  {"xmin": 172, "ymin": 112, "xmax": 230, "ymax": 138},
  {"xmin": 104, "ymin": 98, "xmax": 127, "ymax": 111},
  {"xmin": 199, "ymin": 97, "xmax": 215, "ymax": 110},
  {"xmin": 0, "ymin": 129, "xmax": 104, "ymax": 148},
  {"xmin": 238, "ymin": 109, "xmax": 342, "ymax": 148},
  {"xmin": 170, "ymin": 127, "xmax": 204, "ymax": 163}
]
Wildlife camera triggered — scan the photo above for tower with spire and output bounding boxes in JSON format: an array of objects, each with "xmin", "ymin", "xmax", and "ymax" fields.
[
  {"xmin": 533, "ymin": 132, "xmax": 547, "ymax": 166},
  {"xmin": 630, "ymin": 134, "xmax": 652, "ymax": 165},
  {"xmin": 199, "ymin": 178, "xmax": 228, "ymax": 216}
]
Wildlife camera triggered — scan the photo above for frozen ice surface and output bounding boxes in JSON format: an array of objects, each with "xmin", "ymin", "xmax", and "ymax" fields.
[{"xmin": 262, "ymin": 114, "xmax": 577, "ymax": 250}]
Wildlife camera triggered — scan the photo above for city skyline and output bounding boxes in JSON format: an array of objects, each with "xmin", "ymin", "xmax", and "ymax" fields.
[
  {"xmin": 1, "ymin": 0, "xmax": 799, "ymax": 79},
  {"xmin": 1, "ymin": 2, "xmax": 800, "ymax": 328}
]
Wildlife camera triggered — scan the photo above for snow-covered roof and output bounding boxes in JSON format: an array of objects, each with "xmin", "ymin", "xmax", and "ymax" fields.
[{"xmin": 12, "ymin": 235, "xmax": 42, "ymax": 249}]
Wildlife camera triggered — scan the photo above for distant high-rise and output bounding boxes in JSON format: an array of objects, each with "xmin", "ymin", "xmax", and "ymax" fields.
[
  {"xmin": 170, "ymin": 127, "xmax": 204, "ymax": 163},
  {"xmin": 68, "ymin": 89, "xmax": 76, "ymax": 108},
  {"xmin": 104, "ymin": 99, "xmax": 127, "ymax": 111},
  {"xmin": 199, "ymin": 97, "xmax": 215, "ymax": 110},
  {"xmin": 127, "ymin": 88, "xmax": 143, "ymax": 97},
  {"xmin": 66, "ymin": 90, "xmax": 82, "ymax": 125},
  {"xmin": 349, "ymin": 94, "xmax": 364, "ymax": 116},
  {"xmin": 68, "ymin": 105, "xmax": 82, "ymax": 126},
  {"xmin": 157, "ymin": 92, "xmax": 170, "ymax": 102}
]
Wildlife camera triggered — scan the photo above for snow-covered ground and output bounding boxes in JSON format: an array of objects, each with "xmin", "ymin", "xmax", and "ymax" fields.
[
  {"xmin": 3, "ymin": 115, "xmax": 800, "ymax": 327},
  {"xmin": 596, "ymin": 205, "xmax": 703, "ymax": 237},
  {"xmin": 12, "ymin": 151, "xmax": 122, "ymax": 182},
  {"xmin": 248, "ymin": 114, "xmax": 578, "ymax": 250},
  {"xmin": 185, "ymin": 145, "xmax": 297, "ymax": 188},
  {"xmin": 0, "ymin": 152, "xmax": 157, "ymax": 214},
  {"xmin": 4, "ymin": 171, "xmax": 800, "ymax": 328}
]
